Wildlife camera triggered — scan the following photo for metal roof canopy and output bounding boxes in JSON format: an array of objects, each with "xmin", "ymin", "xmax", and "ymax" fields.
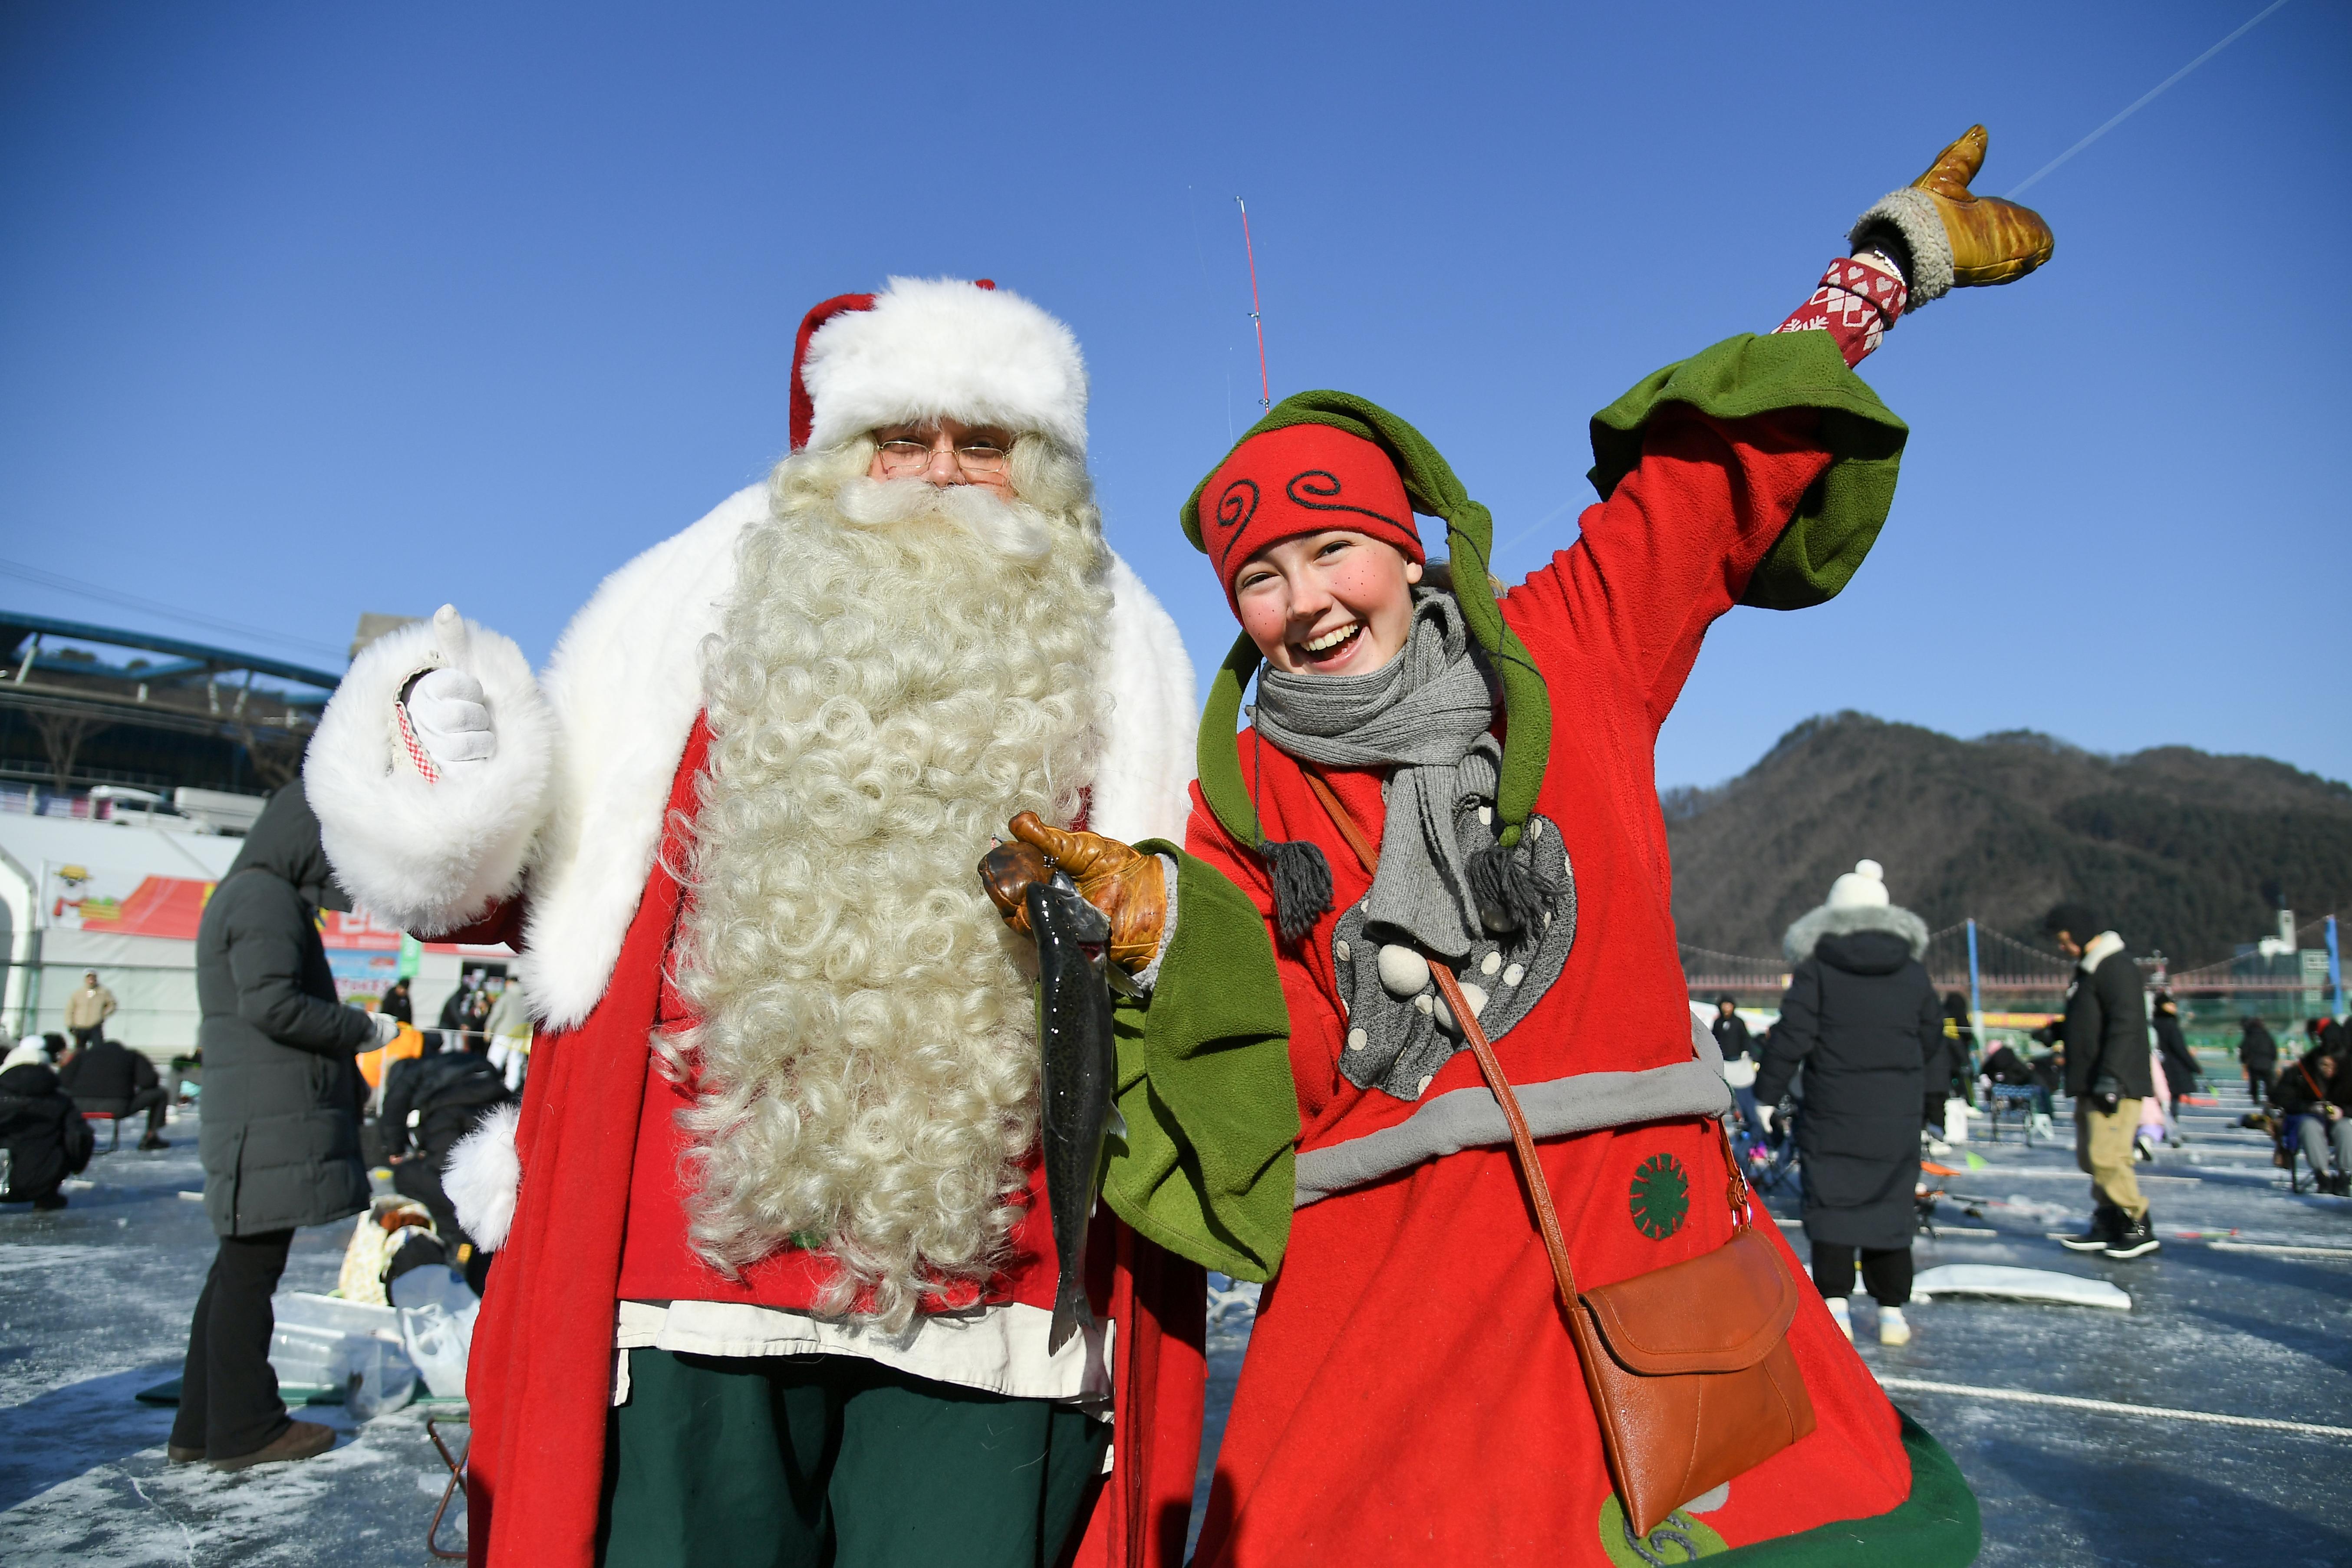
[{"xmin": 0, "ymin": 610, "xmax": 343, "ymax": 691}]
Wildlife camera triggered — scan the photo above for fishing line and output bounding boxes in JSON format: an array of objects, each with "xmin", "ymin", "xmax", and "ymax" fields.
[
  {"xmin": 1188, "ymin": 184, "xmax": 1235, "ymax": 445},
  {"xmin": 1236, "ymin": 197, "xmax": 1272, "ymax": 412},
  {"xmin": 0, "ymin": 557, "xmax": 348, "ymax": 664},
  {"xmin": 2007, "ymin": 0, "xmax": 2295, "ymax": 198},
  {"xmin": 1493, "ymin": 496, "xmax": 1583, "ymax": 564}
]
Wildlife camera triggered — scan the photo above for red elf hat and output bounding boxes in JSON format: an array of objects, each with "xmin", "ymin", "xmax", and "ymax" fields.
[{"xmin": 1195, "ymin": 422, "xmax": 1423, "ymax": 607}]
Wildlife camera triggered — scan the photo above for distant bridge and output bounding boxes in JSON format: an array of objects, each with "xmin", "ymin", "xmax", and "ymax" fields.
[{"xmin": 1686, "ymin": 913, "xmax": 2347, "ymax": 1013}]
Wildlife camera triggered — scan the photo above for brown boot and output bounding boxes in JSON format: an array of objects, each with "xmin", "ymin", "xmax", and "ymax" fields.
[
  {"xmin": 1850, "ymin": 125, "xmax": 2055, "ymax": 307},
  {"xmin": 209, "ymin": 1419, "xmax": 336, "ymax": 1472}
]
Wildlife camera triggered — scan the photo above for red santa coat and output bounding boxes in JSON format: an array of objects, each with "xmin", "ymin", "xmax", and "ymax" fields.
[
  {"xmin": 1184, "ymin": 408, "xmax": 1953, "ymax": 1565},
  {"xmin": 461, "ymin": 718, "xmax": 1207, "ymax": 1568},
  {"xmin": 302, "ymin": 484, "xmax": 1207, "ymax": 1568}
]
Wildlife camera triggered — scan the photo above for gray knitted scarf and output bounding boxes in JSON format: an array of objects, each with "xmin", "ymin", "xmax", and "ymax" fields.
[{"xmin": 1254, "ymin": 591, "xmax": 1498, "ymax": 959}]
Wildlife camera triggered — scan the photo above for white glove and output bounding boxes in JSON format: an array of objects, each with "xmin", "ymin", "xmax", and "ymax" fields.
[
  {"xmin": 400, "ymin": 604, "xmax": 497, "ymax": 772},
  {"xmin": 1753, "ymin": 1103, "xmax": 1777, "ymax": 1135},
  {"xmin": 372, "ymin": 1011, "xmax": 402, "ymax": 1047}
]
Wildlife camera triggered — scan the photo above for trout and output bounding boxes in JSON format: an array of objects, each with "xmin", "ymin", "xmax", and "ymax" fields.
[{"xmin": 1025, "ymin": 877, "xmax": 1119, "ymax": 1354}]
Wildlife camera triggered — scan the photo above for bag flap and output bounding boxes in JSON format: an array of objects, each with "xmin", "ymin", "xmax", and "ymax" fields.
[{"xmin": 1578, "ymin": 1228, "xmax": 1798, "ymax": 1376}]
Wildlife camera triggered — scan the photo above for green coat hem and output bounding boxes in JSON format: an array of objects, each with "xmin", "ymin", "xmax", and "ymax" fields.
[{"xmin": 1706, "ymin": 1409, "xmax": 1980, "ymax": 1565}]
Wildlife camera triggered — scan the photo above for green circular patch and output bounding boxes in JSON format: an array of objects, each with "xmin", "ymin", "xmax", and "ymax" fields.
[
  {"xmin": 1599, "ymin": 1494, "xmax": 1726, "ymax": 1565},
  {"xmin": 1628, "ymin": 1152, "xmax": 1690, "ymax": 1239}
]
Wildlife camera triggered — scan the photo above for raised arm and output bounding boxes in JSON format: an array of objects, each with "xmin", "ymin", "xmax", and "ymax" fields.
[{"xmin": 1503, "ymin": 125, "xmax": 2050, "ymax": 725}]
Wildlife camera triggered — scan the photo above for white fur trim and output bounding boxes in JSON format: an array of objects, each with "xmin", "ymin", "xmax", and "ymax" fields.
[
  {"xmin": 306, "ymin": 615, "xmax": 556, "ymax": 935},
  {"xmin": 442, "ymin": 1102, "xmax": 520, "ymax": 1251},
  {"xmin": 517, "ymin": 486, "xmax": 762, "ymax": 1029},
  {"xmin": 510, "ymin": 483, "xmax": 1196, "ymax": 1033},
  {"xmin": 2080, "ymin": 930, "xmax": 2126, "ymax": 972},
  {"xmin": 1848, "ymin": 187, "xmax": 1953, "ymax": 310},
  {"xmin": 802, "ymin": 278, "xmax": 1088, "ymax": 455},
  {"xmin": 1782, "ymin": 900, "xmax": 1930, "ymax": 965},
  {"xmin": 1089, "ymin": 553, "xmax": 1198, "ymax": 846}
]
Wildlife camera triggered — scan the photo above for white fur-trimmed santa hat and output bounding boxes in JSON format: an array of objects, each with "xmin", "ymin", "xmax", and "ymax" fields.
[{"xmin": 788, "ymin": 277, "xmax": 1089, "ymax": 456}]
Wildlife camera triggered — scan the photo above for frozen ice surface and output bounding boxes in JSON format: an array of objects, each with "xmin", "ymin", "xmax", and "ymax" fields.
[
  {"xmin": 1192, "ymin": 1087, "xmax": 2352, "ymax": 1567},
  {"xmin": 0, "ymin": 1111, "xmax": 458, "ymax": 1563},
  {"xmin": 7, "ymin": 1093, "xmax": 2350, "ymax": 1565}
]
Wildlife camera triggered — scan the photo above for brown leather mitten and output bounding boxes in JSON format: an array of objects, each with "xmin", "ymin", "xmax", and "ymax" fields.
[
  {"xmin": 1002, "ymin": 810, "xmax": 1167, "ymax": 974},
  {"xmin": 1849, "ymin": 125, "xmax": 2054, "ymax": 309},
  {"xmin": 979, "ymin": 839, "xmax": 1054, "ymax": 935}
]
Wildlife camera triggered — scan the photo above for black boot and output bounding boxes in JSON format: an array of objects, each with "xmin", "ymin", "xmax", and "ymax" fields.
[
  {"xmin": 2058, "ymin": 1204, "xmax": 2119, "ymax": 1252},
  {"xmin": 2105, "ymin": 1211, "xmax": 2161, "ymax": 1260}
]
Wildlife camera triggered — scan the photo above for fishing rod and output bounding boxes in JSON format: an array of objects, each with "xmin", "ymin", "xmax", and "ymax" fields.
[{"xmin": 1236, "ymin": 197, "xmax": 1271, "ymax": 412}]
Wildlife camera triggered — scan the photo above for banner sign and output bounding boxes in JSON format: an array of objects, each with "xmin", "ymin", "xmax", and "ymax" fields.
[{"xmin": 49, "ymin": 867, "xmax": 508, "ymax": 958}]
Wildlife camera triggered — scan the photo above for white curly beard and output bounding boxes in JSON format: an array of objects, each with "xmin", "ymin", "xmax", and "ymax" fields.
[{"xmin": 672, "ymin": 436, "xmax": 1111, "ymax": 1332}]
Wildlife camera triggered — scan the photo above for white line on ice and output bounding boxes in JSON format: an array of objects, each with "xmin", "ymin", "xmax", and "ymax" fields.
[
  {"xmin": 2206, "ymin": 1240, "xmax": 2352, "ymax": 1259},
  {"xmin": 1877, "ymin": 1377, "xmax": 2352, "ymax": 1439}
]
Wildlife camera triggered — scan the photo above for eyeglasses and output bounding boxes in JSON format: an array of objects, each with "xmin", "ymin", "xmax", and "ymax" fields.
[{"xmin": 874, "ymin": 433, "xmax": 1012, "ymax": 478}]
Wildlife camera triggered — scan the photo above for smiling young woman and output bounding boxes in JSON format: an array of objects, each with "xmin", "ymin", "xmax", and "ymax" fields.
[
  {"xmin": 982, "ymin": 125, "xmax": 2056, "ymax": 1568},
  {"xmin": 1231, "ymin": 530, "xmax": 1424, "ymax": 675}
]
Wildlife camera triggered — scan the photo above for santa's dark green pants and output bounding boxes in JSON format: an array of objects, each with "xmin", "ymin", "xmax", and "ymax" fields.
[{"xmin": 595, "ymin": 1350, "xmax": 1110, "ymax": 1568}]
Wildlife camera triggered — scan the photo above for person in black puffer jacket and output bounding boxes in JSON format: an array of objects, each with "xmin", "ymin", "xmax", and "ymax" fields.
[
  {"xmin": 1756, "ymin": 860, "xmax": 1942, "ymax": 1348},
  {"xmin": 379, "ymin": 1035, "xmax": 513, "ymax": 1291},
  {"xmin": 2151, "ymin": 994, "xmax": 2198, "ymax": 1106},
  {"xmin": 2239, "ymin": 1016, "xmax": 2280, "ymax": 1106},
  {"xmin": 2043, "ymin": 902, "xmax": 2159, "ymax": 1260},
  {"xmin": 174, "ymin": 784, "xmax": 387, "ymax": 1473},
  {"xmin": 2273, "ymin": 1049, "xmax": 2352, "ymax": 1196},
  {"xmin": 0, "ymin": 1039, "xmax": 96, "ymax": 1208},
  {"xmin": 60, "ymin": 1035, "xmax": 172, "ymax": 1150}
]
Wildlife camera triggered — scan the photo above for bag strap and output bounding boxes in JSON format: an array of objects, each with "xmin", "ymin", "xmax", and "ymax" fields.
[
  {"xmin": 1297, "ymin": 768, "xmax": 1588, "ymax": 1305},
  {"xmin": 1429, "ymin": 962, "xmax": 1586, "ymax": 1308},
  {"xmin": 1301, "ymin": 762, "xmax": 1749, "ymax": 1317},
  {"xmin": 1301, "ymin": 768, "xmax": 1381, "ymax": 878}
]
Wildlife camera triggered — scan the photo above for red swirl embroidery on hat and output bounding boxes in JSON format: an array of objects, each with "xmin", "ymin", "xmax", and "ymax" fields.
[
  {"xmin": 1215, "ymin": 477, "xmax": 1260, "ymax": 531},
  {"xmin": 1286, "ymin": 469, "xmax": 1404, "ymax": 530}
]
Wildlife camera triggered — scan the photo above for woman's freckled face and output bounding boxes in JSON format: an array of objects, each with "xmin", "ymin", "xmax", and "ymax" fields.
[{"xmin": 1234, "ymin": 531, "xmax": 1422, "ymax": 676}]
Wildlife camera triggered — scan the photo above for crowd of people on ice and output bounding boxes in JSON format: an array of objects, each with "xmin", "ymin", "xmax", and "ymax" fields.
[
  {"xmin": 4, "ymin": 117, "xmax": 2347, "ymax": 1568},
  {"xmin": 1715, "ymin": 867, "xmax": 2352, "ymax": 1360}
]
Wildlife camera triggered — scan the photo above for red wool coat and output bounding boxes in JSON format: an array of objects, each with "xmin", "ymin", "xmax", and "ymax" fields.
[
  {"xmin": 1185, "ymin": 409, "xmax": 1933, "ymax": 1565},
  {"xmin": 460, "ymin": 717, "xmax": 1206, "ymax": 1568}
]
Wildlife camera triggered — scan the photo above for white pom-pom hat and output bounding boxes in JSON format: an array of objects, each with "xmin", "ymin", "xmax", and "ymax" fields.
[
  {"xmin": 787, "ymin": 277, "xmax": 1089, "ymax": 456},
  {"xmin": 1827, "ymin": 859, "xmax": 1890, "ymax": 909}
]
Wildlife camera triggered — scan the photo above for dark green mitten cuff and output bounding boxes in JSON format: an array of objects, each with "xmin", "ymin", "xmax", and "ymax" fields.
[
  {"xmin": 1101, "ymin": 843, "xmax": 1299, "ymax": 1282},
  {"xmin": 1588, "ymin": 330, "xmax": 1910, "ymax": 610}
]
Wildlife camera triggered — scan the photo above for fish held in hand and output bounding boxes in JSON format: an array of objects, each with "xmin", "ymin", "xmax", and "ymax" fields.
[{"xmin": 1026, "ymin": 878, "xmax": 1120, "ymax": 1354}]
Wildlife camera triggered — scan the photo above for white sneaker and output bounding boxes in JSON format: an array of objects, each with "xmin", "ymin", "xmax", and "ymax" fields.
[
  {"xmin": 1827, "ymin": 1297, "xmax": 1852, "ymax": 1341},
  {"xmin": 1878, "ymin": 1306, "xmax": 1911, "ymax": 1346}
]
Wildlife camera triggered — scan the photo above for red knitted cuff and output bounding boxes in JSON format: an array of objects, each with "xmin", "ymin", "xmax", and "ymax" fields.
[
  {"xmin": 1772, "ymin": 257, "xmax": 1908, "ymax": 367},
  {"xmin": 396, "ymin": 695, "xmax": 441, "ymax": 784}
]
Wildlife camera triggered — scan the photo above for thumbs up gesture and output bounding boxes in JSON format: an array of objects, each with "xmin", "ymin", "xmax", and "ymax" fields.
[{"xmin": 402, "ymin": 606, "xmax": 497, "ymax": 771}]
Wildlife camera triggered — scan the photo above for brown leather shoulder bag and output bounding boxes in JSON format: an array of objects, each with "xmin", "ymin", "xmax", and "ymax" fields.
[
  {"xmin": 1303, "ymin": 769, "xmax": 1815, "ymax": 1537},
  {"xmin": 1429, "ymin": 962, "xmax": 1816, "ymax": 1536}
]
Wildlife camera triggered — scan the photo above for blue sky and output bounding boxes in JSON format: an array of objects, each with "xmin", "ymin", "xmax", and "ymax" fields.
[{"xmin": 4, "ymin": 1, "xmax": 2345, "ymax": 790}]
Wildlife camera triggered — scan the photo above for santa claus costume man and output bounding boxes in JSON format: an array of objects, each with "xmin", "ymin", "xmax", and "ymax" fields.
[
  {"xmin": 991, "ymin": 128, "xmax": 2051, "ymax": 1564},
  {"xmin": 306, "ymin": 278, "xmax": 1296, "ymax": 1567}
]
